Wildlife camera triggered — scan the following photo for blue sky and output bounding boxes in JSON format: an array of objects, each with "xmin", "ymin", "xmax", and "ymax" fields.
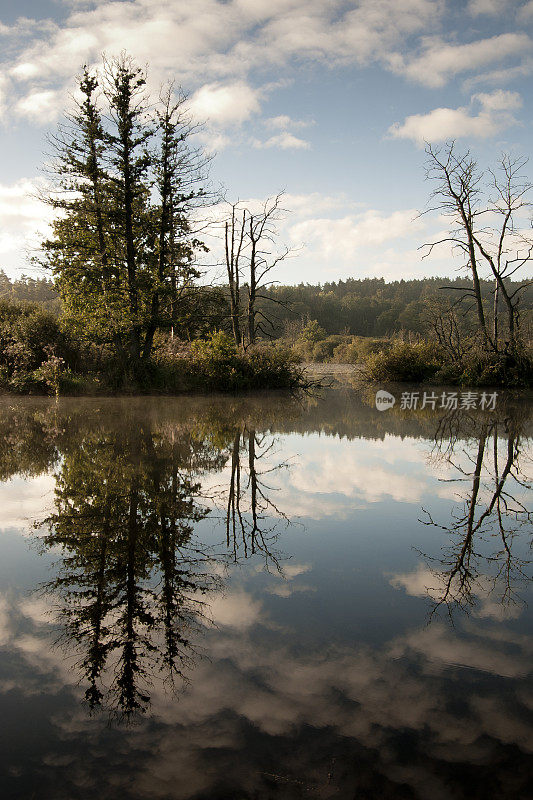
[{"xmin": 1, "ymin": 0, "xmax": 533, "ymax": 283}]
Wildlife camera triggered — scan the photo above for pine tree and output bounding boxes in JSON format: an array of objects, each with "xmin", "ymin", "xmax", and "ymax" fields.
[{"xmin": 41, "ymin": 54, "xmax": 209, "ymax": 376}]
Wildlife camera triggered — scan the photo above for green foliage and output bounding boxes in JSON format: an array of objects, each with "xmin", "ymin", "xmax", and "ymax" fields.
[
  {"xmin": 332, "ymin": 336, "xmax": 389, "ymax": 364},
  {"xmin": 298, "ymin": 319, "xmax": 326, "ymax": 342},
  {"xmin": 152, "ymin": 332, "xmax": 304, "ymax": 393},
  {"xmin": 290, "ymin": 322, "xmax": 336, "ymax": 361},
  {"xmin": 40, "ymin": 55, "xmax": 209, "ymax": 373},
  {"xmin": 253, "ymin": 276, "xmax": 533, "ymax": 339},
  {"xmin": 365, "ymin": 340, "xmax": 443, "ymax": 383},
  {"xmin": 33, "ymin": 350, "xmax": 67, "ymax": 396},
  {"xmin": 0, "ymin": 270, "xmax": 60, "ymax": 313},
  {"xmin": 436, "ymin": 348, "xmax": 533, "ymax": 388},
  {"xmin": 191, "ymin": 331, "xmax": 238, "ymax": 363},
  {"xmin": 362, "ymin": 337, "xmax": 533, "ymax": 387},
  {"xmin": 0, "ymin": 300, "xmax": 75, "ymax": 394}
]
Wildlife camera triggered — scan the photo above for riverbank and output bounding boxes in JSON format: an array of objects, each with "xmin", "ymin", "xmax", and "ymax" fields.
[{"xmin": 295, "ymin": 338, "xmax": 533, "ymax": 389}]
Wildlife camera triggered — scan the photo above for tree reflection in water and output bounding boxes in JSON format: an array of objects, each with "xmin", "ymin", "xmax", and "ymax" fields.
[
  {"xmin": 22, "ymin": 402, "xmax": 293, "ymax": 719},
  {"xmin": 224, "ymin": 426, "xmax": 290, "ymax": 570},
  {"xmin": 0, "ymin": 391, "xmax": 530, "ymax": 728},
  {"xmin": 419, "ymin": 408, "xmax": 532, "ymax": 619}
]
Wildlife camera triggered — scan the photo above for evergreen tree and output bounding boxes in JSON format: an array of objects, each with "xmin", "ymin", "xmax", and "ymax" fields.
[{"xmin": 41, "ymin": 54, "xmax": 209, "ymax": 375}]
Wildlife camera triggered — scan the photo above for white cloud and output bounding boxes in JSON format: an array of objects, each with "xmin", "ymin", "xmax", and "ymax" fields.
[
  {"xmin": 2, "ymin": 0, "xmax": 444, "ymax": 124},
  {"xmin": 0, "ymin": 178, "xmax": 54, "ymax": 275},
  {"xmin": 391, "ymin": 564, "xmax": 524, "ymax": 621},
  {"xmin": 14, "ymin": 88, "xmax": 68, "ymax": 123},
  {"xmin": 518, "ymin": 0, "xmax": 533, "ymax": 21},
  {"xmin": 288, "ymin": 208, "xmax": 423, "ymax": 259},
  {"xmin": 254, "ymin": 131, "xmax": 311, "ymax": 150},
  {"xmin": 390, "ymin": 33, "xmax": 532, "ymax": 88},
  {"xmin": 389, "ymin": 90, "xmax": 522, "ymax": 145},
  {"xmin": 464, "ymin": 58, "xmax": 533, "ymax": 88},
  {"xmin": 189, "ymin": 81, "xmax": 262, "ymax": 127},
  {"xmin": 265, "ymin": 114, "xmax": 313, "ymax": 129},
  {"xmin": 0, "ymin": 474, "xmax": 55, "ymax": 533}
]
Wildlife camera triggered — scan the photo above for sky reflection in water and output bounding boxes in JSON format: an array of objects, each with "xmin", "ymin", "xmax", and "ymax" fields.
[{"xmin": 0, "ymin": 389, "xmax": 531, "ymax": 799}]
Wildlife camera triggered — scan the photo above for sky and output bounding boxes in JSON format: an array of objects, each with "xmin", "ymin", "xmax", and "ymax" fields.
[{"xmin": 1, "ymin": 0, "xmax": 533, "ymax": 284}]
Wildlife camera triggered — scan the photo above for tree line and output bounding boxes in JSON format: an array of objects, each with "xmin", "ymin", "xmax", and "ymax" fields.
[{"xmin": 5, "ymin": 269, "xmax": 531, "ymax": 341}]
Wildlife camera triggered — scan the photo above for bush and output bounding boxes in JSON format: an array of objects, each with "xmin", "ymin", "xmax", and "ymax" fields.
[
  {"xmin": 444, "ymin": 349, "xmax": 533, "ymax": 388},
  {"xmin": 152, "ymin": 332, "xmax": 305, "ymax": 393},
  {"xmin": 333, "ymin": 339, "xmax": 359, "ymax": 363},
  {"xmin": 362, "ymin": 337, "xmax": 533, "ymax": 387},
  {"xmin": 311, "ymin": 335, "xmax": 346, "ymax": 362},
  {"xmin": 0, "ymin": 300, "xmax": 76, "ymax": 394},
  {"xmin": 298, "ymin": 320, "xmax": 326, "ymax": 343},
  {"xmin": 333, "ymin": 336, "xmax": 390, "ymax": 364},
  {"xmin": 364, "ymin": 340, "xmax": 443, "ymax": 383}
]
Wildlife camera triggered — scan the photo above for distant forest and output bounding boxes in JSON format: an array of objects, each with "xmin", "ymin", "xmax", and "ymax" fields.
[
  {"xmin": 4, "ymin": 270, "xmax": 532, "ymax": 340},
  {"xmin": 0, "ymin": 270, "xmax": 60, "ymax": 313}
]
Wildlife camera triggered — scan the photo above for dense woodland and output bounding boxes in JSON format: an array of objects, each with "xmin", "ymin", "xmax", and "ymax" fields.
[{"xmin": 3, "ymin": 270, "xmax": 533, "ymax": 340}]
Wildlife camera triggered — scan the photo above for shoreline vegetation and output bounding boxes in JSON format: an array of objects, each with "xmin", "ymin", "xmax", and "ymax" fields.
[{"xmin": 1, "ymin": 282, "xmax": 533, "ymax": 395}]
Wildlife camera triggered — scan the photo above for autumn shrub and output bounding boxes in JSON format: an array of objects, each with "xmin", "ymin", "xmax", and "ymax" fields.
[
  {"xmin": 364, "ymin": 340, "xmax": 443, "ymax": 383},
  {"xmin": 310, "ymin": 335, "xmax": 346, "ymax": 362},
  {"xmin": 438, "ymin": 347, "xmax": 533, "ymax": 388},
  {"xmin": 332, "ymin": 336, "xmax": 390, "ymax": 364}
]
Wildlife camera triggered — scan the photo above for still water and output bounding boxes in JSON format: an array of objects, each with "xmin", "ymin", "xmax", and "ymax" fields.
[{"xmin": 0, "ymin": 388, "xmax": 531, "ymax": 799}]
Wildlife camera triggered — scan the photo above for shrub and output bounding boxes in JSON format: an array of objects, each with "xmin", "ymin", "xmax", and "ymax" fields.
[
  {"xmin": 447, "ymin": 349, "xmax": 533, "ymax": 388},
  {"xmin": 33, "ymin": 350, "xmax": 67, "ymax": 396},
  {"xmin": 0, "ymin": 300, "xmax": 76, "ymax": 394},
  {"xmin": 333, "ymin": 336, "xmax": 390, "ymax": 364},
  {"xmin": 298, "ymin": 320, "xmax": 326, "ymax": 343},
  {"xmin": 152, "ymin": 332, "xmax": 305, "ymax": 393},
  {"xmin": 333, "ymin": 339, "xmax": 359, "ymax": 363},
  {"xmin": 311, "ymin": 335, "xmax": 346, "ymax": 362},
  {"xmin": 364, "ymin": 340, "xmax": 443, "ymax": 383}
]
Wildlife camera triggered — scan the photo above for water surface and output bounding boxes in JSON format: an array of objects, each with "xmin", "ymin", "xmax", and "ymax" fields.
[{"xmin": 0, "ymin": 388, "xmax": 531, "ymax": 799}]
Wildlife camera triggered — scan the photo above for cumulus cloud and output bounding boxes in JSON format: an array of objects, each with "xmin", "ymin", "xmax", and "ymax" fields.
[
  {"xmin": 0, "ymin": 178, "xmax": 54, "ymax": 275},
  {"xmin": 205, "ymin": 190, "xmax": 452, "ymax": 283},
  {"xmin": 467, "ymin": 0, "xmax": 514, "ymax": 16},
  {"xmin": 389, "ymin": 89, "xmax": 522, "ymax": 145},
  {"xmin": 264, "ymin": 114, "xmax": 313, "ymax": 129},
  {"xmin": 188, "ymin": 81, "xmax": 262, "ymax": 127},
  {"xmin": 4, "ymin": 578, "xmax": 530, "ymax": 799},
  {"xmin": 391, "ymin": 563, "xmax": 525, "ymax": 621},
  {"xmin": 288, "ymin": 208, "xmax": 423, "ymax": 259},
  {"xmin": 0, "ymin": 474, "xmax": 55, "ymax": 533},
  {"xmin": 14, "ymin": 88, "xmax": 68, "ymax": 123},
  {"xmin": 208, "ymin": 588, "xmax": 264, "ymax": 630},
  {"xmin": 518, "ymin": 0, "xmax": 533, "ymax": 21}
]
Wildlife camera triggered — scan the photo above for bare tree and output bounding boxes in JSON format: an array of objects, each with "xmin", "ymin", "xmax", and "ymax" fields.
[
  {"xmin": 223, "ymin": 193, "xmax": 293, "ymax": 347},
  {"xmin": 224, "ymin": 203, "xmax": 246, "ymax": 346},
  {"xmin": 421, "ymin": 142, "xmax": 533, "ymax": 354}
]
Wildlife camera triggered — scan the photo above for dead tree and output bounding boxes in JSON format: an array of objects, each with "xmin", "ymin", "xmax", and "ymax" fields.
[
  {"xmin": 224, "ymin": 203, "xmax": 246, "ymax": 346},
  {"xmin": 222, "ymin": 193, "xmax": 293, "ymax": 347},
  {"xmin": 421, "ymin": 142, "xmax": 533, "ymax": 353}
]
